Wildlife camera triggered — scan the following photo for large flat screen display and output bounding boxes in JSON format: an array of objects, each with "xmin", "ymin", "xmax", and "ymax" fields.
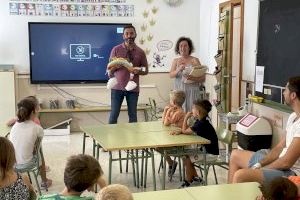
[{"xmin": 29, "ymin": 22, "xmax": 130, "ymax": 84}]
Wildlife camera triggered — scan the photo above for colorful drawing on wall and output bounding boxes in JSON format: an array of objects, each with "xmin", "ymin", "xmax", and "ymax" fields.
[
  {"xmin": 8, "ymin": 2, "xmax": 134, "ymax": 17},
  {"xmin": 9, "ymin": 3, "xmax": 18, "ymax": 15},
  {"xmin": 9, "ymin": 0, "xmax": 127, "ymax": 3},
  {"xmin": 152, "ymin": 52, "xmax": 166, "ymax": 68}
]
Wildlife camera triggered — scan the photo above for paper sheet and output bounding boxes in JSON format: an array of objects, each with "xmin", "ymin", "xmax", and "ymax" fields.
[{"xmin": 255, "ymin": 66, "xmax": 264, "ymax": 92}]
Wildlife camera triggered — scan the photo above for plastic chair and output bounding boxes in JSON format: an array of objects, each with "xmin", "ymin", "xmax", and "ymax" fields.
[
  {"xmin": 15, "ymin": 137, "xmax": 44, "ymax": 195},
  {"xmin": 148, "ymin": 98, "xmax": 163, "ymax": 121},
  {"xmin": 193, "ymin": 128, "xmax": 233, "ymax": 184}
]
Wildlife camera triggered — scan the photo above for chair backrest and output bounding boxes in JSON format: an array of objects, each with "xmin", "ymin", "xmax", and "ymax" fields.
[
  {"xmin": 148, "ymin": 98, "xmax": 161, "ymax": 120},
  {"xmin": 216, "ymin": 128, "xmax": 233, "ymax": 145},
  {"xmin": 15, "ymin": 137, "xmax": 42, "ymax": 172}
]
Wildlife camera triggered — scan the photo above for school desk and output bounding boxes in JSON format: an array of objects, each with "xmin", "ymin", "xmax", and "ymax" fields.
[
  {"xmin": 81, "ymin": 121, "xmax": 210, "ymax": 190},
  {"xmin": 133, "ymin": 182, "xmax": 261, "ymax": 200}
]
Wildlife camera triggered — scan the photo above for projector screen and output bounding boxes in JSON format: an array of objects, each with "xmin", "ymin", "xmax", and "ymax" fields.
[{"xmin": 29, "ymin": 22, "xmax": 130, "ymax": 84}]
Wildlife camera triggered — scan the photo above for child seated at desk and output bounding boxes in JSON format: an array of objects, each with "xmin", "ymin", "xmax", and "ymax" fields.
[
  {"xmin": 171, "ymin": 100, "xmax": 219, "ymax": 188},
  {"xmin": 97, "ymin": 184, "xmax": 133, "ymax": 200},
  {"xmin": 9, "ymin": 97, "xmax": 52, "ymax": 189},
  {"xmin": 39, "ymin": 154, "xmax": 107, "ymax": 200},
  {"xmin": 162, "ymin": 90, "xmax": 186, "ymax": 177}
]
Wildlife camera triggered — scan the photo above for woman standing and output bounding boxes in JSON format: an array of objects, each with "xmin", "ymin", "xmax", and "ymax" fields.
[{"xmin": 170, "ymin": 37, "xmax": 206, "ymax": 112}]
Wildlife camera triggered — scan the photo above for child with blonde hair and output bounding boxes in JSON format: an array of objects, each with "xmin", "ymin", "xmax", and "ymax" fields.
[
  {"xmin": 162, "ymin": 90, "xmax": 186, "ymax": 177},
  {"xmin": 97, "ymin": 184, "xmax": 133, "ymax": 200}
]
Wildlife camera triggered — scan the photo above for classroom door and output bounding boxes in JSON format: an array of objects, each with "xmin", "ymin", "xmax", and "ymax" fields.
[{"xmin": 230, "ymin": 5, "xmax": 242, "ymax": 112}]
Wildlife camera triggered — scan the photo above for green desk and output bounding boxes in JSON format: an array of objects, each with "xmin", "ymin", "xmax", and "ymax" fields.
[
  {"xmin": 50, "ymin": 105, "xmax": 151, "ymax": 154},
  {"xmin": 185, "ymin": 182, "xmax": 261, "ymax": 200},
  {"xmin": 133, "ymin": 182, "xmax": 261, "ymax": 200},
  {"xmin": 0, "ymin": 124, "xmax": 11, "ymax": 137},
  {"xmin": 133, "ymin": 188, "xmax": 193, "ymax": 200},
  {"xmin": 81, "ymin": 121, "xmax": 210, "ymax": 190}
]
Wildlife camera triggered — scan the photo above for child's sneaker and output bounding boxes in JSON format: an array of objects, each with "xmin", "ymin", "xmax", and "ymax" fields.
[
  {"xmin": 41, "ymin": 178, "xmax": 52, "ymax": 190},
  {"xmin": 168, "ymin": 161, "xmax": 178, "ymax": 177},
  {"xmin": 179, "ymin": 180, "xmax": 191, "ymax": 188},
  {"xmin": 191, "ymin": 176, "xmax": 204, "ymax": 186}
]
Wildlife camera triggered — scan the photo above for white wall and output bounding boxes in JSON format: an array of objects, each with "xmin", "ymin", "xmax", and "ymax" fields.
[
  {"xmin": 0, "ymin": 0, "xmax": 202, "ymax": 128},
  {"xmin": 0, "ymin": 0, "xmax": 200, "ymax": 73},
  {"xmin": 242, "ymin": 0, "xmax": 259, "ymax": 82},
  {"xmin": 198, "ymin": 0, "xmax": 219, "ymax": 74}
]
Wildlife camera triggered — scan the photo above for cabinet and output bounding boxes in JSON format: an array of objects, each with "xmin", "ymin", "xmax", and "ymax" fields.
[{"xmin": 0, "ymin": 68, "xmax": 16, "ymax": 123}]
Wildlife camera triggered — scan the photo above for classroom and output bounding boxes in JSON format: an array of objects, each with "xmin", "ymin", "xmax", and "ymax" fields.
[{"xmin": 1, "ymin": 0, "xmax": 300, "ymax": 199}]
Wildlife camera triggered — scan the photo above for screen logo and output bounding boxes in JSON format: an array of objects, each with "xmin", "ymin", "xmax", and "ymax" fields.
[{"xmin": 70, "ymin": 44, "xmax": 91, "ymax": 61}]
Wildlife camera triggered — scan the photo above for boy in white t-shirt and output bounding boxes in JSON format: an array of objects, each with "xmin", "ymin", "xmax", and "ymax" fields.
[{"xmin": 9, "ymin": 98, "xmax": 52, "ymax": 189}]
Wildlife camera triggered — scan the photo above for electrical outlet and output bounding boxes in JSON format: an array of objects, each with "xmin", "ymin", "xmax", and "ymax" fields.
[{"xmin": 273, "ymin": 114, "xmax": 283, "ymax": 128}]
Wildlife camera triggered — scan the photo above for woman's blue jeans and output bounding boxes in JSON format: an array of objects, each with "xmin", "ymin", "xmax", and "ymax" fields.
[{"xmin": 108, "ymin": 89, "xmax": 139, "ymax": 124}]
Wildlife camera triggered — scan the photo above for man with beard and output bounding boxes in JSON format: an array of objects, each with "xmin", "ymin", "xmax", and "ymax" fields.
[
  {"xmin": 228, "ymin": 76, "xmax": 300, "ymax": 184},
  {"xmin": 108, "ymin": 25, "xmax": 148, "ymax": 124}
]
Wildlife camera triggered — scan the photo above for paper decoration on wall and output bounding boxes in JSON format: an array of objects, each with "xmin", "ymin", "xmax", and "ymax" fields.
[
  {"xmin": 156, "ymin": 40, "xmax": 173, "ymax": 52},
  {"xmin": 149, "ymin": 18, "xmax": 156, "ymax": 26},
  {"xmin": 142, "ymin": 10, "xmax": 149, "ymax": 18},
  {"xmin": 147, "ymin": 34, "xmax": 153, "ymax": 41},
  {"xmin": 141, "ymin": 24, "xmax": 147, "ymax": 32},
  {"xmin": 139, "ymin": 37, "xmax": 145, "ymax": 45},
  {"xmin": 9, "ymin": 3, "xmax": 134, "ymax": 17},
  {"xmin": 9, "ymin": 0, "xmax": 127, "ymax": 3},
  {"xmin": 151, "ymin": 6, "xmax": 158, "ymax": 14},
  {"xmin": 145, "ymin": 48, "xmax": 151, "ymax": 55},
  {"xmin": 152, "ymin": 52, "xmax": 166, "ymax": 68}
]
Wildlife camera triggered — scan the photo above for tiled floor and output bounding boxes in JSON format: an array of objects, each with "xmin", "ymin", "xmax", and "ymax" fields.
[{"xmin": 38, "ymin": 133, "xmax": 228, "ymax": 196}]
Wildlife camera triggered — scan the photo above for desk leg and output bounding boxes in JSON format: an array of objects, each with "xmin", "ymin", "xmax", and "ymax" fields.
[
  {"xmin": 141, "ymin": 150, "xmax": 144, "ymax": 187},
  {"xmin": 82, "ymin": 132, "xmax": 86, "ymax": 154},
  {"xmin": 119, "ymin": 150, "xmax": 123, "ymax": 173},
  {"xmin": 109, "ymin": 151, "xmax": 112, "ymax": 184},
  {"xmin": 150, "ymin": 149, "xmax": 156, "ymax": 191},
  {"xmin": 162, "ymin": 150, "xmax": 167, "ymax": 190},
  {"xmin": 135, "ymin": 150, "xmax": 140, "ymax": 188},
  {"xmin": 144, "ymin": 149, "xmax": 149, "ymax": 188},
  {"xmin": 93, "ymin": 139, "xmax": 96, "ymax": 157},
  {"xmin": 203, "ymin": 147, "xmax": 207, "ymax": 185},
  {"xmin": 96, "ymin": 144, "xmax": 100, "ymax": 161},
  {"xmin": 144, "ymin": 109, "xmax": 149, "ymax": 122},
  {"xmin": 131, "ymin": 150, "xmax": 137, "ymax": 187}
]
